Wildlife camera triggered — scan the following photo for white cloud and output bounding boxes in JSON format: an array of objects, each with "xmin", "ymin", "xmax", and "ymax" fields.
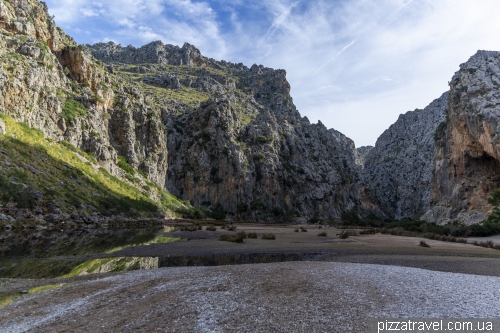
[
  {"xmin": 46, "ymin": 0, "xmax": 227, "ymax": 58},
  {"xmin": 45, "ymin": 0, "xmax": 500, "ymax": 146}
]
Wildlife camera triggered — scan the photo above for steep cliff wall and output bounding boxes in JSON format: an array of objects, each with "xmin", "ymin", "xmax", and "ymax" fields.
[
  {"xmin": 0, "ymin": 0, "xmax": 362, "ymax": 221},
  {"xmin": 88, "ymin": 43, "xmax": 361, "ymax": 221},
  {"xmin": 422, "ymin": 51, "xmax": 500, "ymax": 225},
  {"xmin": 362, "ymin": 93, "xmax": 448, "ymax": 219},
  {"xmin": 355, "ymin": 146, "xmax": 373, "ymax": 168}
]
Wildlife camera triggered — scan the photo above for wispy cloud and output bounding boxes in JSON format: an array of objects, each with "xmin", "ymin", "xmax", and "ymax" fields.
[
  {"xmin": 394, "ymin": 0, "xmax": 415, "ymax": 12},
  {"xmin": 45, "ymin": 0, "xmax": 500, "ymax": 146},
  {"xmin": 313, "ymin": 40, "xmax": 356, "ymax": 74}
]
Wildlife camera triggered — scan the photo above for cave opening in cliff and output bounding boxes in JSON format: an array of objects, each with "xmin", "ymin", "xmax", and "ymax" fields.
[{"xmin": 465, "ymin": 151, "xmax": 500, "ymax": 192}]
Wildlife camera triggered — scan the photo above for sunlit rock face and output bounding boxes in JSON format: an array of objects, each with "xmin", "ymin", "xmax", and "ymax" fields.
[
  {"xmin": 423, "ymin": 51, "xmax": 500, "ymax": 225},
  {"xmin": 86, "ymin": 35, "xmax": 363, "ymax": 222}
]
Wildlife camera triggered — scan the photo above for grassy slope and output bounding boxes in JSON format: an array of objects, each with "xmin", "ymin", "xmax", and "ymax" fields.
[{"xmin": 0, "ymin": 112, "xmax": 190, "ymax": 216}]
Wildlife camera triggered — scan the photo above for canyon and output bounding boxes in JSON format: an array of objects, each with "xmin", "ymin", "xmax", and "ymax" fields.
[{"xmin": 0, "ymin": 0, "xmax": 499, "ymax": 226}]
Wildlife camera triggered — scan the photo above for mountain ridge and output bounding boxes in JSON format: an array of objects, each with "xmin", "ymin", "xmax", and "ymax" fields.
[{"xmin": 1, "ymin": 0, "xmax": 499, "ymax": 226}]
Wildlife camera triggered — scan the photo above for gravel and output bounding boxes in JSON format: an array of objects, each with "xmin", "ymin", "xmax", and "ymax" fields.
[{"xmin": 1, "ymin": 262, "xmax": 499, "ymax": 332}]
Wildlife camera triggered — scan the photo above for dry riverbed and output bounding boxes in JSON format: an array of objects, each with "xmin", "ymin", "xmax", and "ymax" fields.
[{"xmin": 2, "ymin": 223, "xmax": 500, "ymax": 332}]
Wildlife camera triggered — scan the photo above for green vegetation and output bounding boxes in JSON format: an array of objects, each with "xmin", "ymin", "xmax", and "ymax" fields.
[
  {"xmin": 0, "ymin": 292, "xmax": 17, "ymax": 308},
  {"xmin": 117, "ymin": 156, "xmax": 135, "ymax": 175},
  {"xmin": 256, "ymin": 135, "xmax": 268, "ymax": 143},
  {"xmin": 471, "ymin": 240, "xmax": 500, "ymax": 250},
  {"xmin": 434, "ymin": 121, "xmax": 448, "ymax": 141},
  {"xmin": 419, "ymin": 240, "xmax": 430, "ymax": 248},
  {"xmin": 61, "ymin": 98, "xmax": 87, "ymax": 122},
  {"xmin": 220, "ymin": 233, "xmax": 245, "ymax": 243},
  {"xmin": 342, "ymin": 211, "xmax": 496, "ymax": 239},
  {"xmin": 29, "ymin": 283, "xmax": 65, "ymax": 294},
  {"xmin": 248, "ymin": 232, "xmax": 258, "ymax": 239},
  {"xmin": 0, "ymin": 113, "xmax": 191, "ymax": 216},
  {"xmin": 1, "ymin": 226, "xmax": 182, "ymax": 259},
  {"xmin": 0, "ymin": 227, "xmax": 184, "ymax": 279},
  {"xmin": 62, "ymin": 257, "xmax": 141, "ymax": 278},
  {"xmin": 261, "ymin": 233, "xmax": 276, "ymax": 240}
]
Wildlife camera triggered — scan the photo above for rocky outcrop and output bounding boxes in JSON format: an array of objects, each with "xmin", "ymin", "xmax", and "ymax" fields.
[
  {"xmin": 355, "ymin": 146, "xmax": 373, "ymax": 167},
  {"xmin": 0, "ymin": 0, "xmax": 171, "ymax": 187},
  {"xmin": 362, "ymin": 93, "xmax": 448, "ymax": 219},
  {"xmin": 165, "ymin": 97, "xmax": 359, "ymax": 221},
  {"xmin": 0, "ymin": 0, "xmax": 75, "ymax": 52},
  {"xmin": 423, "ymin": 51, "xmax": 500, "ymax": 225},
  {"xmin": 87, "ymin": 41, "xmax": 203, "ymax": 66},
  {"xmin": 0, "ymin": 0, "xmax": 362, "ymax": 221}
]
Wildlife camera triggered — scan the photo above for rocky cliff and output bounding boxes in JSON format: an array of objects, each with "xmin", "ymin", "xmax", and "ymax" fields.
[
  {"xmin": 355, "ymin": 146, "xmax": 373, "ymax": 167},
  {"xmin": 422, "ymin": 51, "xmax": 500, "ymax": 225},
  {"xmin": 5, "ymin": 1, "xmax": 500, "ymax": 225},
  {"xmin": 0, "ymin": 0, "xmax": 361, "ymax": 222},
  {"xmin": 87, "ymin": 42, "xmax": 361, "ymax": 221},
  {"xmin": 361, "ymin": 93, "xmax": 448, "ymax": 219}
]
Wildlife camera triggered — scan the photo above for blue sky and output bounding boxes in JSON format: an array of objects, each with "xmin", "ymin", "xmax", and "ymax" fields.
[{"xmin": 45, "ymin": 0, "xmax": 500, "ymax": 147}]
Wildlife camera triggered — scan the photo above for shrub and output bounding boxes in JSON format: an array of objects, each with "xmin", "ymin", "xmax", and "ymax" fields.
[
  {"xmin": 256, "ymin": 135, "xmax": 268, "ymax": 143},
  {"xmin": 318, "ymin": 232, "xmax": 327, "ymax": 237},
  {"xmin": 236, "ymin": 231, "xmax": 247, "ymax": 239},
  {"xmin": 200, "ymin": 130, "xmax": 211, "ymax": 142},
  {"xmin": 206, "ymin": 225, "xmax": 216, "ymax": 232},
  {"xmin": 261, "ymin": 233, "xmax": 276, "ymax": 240},
  {"xmin": 341, "ymin": 211, "xmax": 362, "ymax": 226},
  {"xmin": 252, "ymin": 152, "xmax": 265, "ymax": 162},
  {"xmin": 339, "ymin": 231, "xmax": 349, "ymax": 239},
  {"xmin": 219, "ymin": 234, "xmax": 244, "ymax": 243},
  {"xmin": 227, "ymin": 225, "xmax": 237, "ymax": 231},
  {"xmin": 294, "ymin": 229, "xmax": 299, "ymax": 232},
  {"xmin": 300, "ymin": 227, "xmax": 307, "ymax": 232},
  {"xmin": 419, "ymin": 240, "xmax": 430, "ymax": 248},
  {"xmin": 248, "ymin": 232, "xmax": 257, "ymax": 239},
  {"xmin": 61, "ymin": 98, "xmax": 87, "ymax": 122},
  {"xmin": 181, "ymin": 226, "xmax": 198, "ymax": 232},
  {"xmin": 359, "ymin": 228, "xmax": 377, "ymax": 235},
  {"xmin": 117, "ymin": 156, "xmax": 135, "ymax": 175},
  {"xmin": 211, "ymin": 210, "xmax": 226, "ymax": 220},
  {"xmin": 434, "ymin": 121, "xmax": 448, "ymax": 141}
]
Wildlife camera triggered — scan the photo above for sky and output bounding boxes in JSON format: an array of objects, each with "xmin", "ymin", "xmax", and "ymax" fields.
[{"xmin": 44, "ymin": 0, "xmax": 500, "ymax": 147}]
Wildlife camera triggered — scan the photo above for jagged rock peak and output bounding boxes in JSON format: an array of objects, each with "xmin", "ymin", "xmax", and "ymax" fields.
[
  {"xmin": 86, "ymin": 40, "xmax": 203, "ymax": 66},
  {"xmin": 423, "ymin": 49, "xmax": 500, "ymax": 225},
  {"xmin": 361, "ymin": 92, "xmax": 449, "ymax": 219},
  {"xmin": 355, "ymin": 146, "xmax": 373, "ymax": 167}
]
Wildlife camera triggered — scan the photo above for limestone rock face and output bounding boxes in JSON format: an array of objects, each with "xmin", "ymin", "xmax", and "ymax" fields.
[
  {"xmin": 86, "ymin": 41, "xmax": 203, "ymax": 66},
  {"xmin": 0, "ymin": 0, "xmax": 170, "ymax": 187},
  {"xmin": 0, "ymin": 0, "xmax": 75, "ymax": 52},
  {"xmin": 88, "ymin": 43, "xmax": 361, "ymax": 220},
  {"xmin": 423, "ymin": 51, "xmax": 500, "ymax": 224},
  {"xmin": 165, "ymin": 97, "xmax": 359, "ymax": 221},
  {"xmin": 0, "ymin": 0, "xmax": 362, "ymax": 221},
  {"xmin": 362, "ymin": 93, "xmax": 448, "ymax": 219},
  {"xmin": 355, "ymin": 146, "xmax": 373, "ymax": 168}
]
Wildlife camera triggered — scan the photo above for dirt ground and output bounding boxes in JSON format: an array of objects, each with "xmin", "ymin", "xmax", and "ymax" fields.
[
  {"xmin": 1, "ymin": 261, "xmax": 500, "ymax": 332},
  {"xmin": 2, "ymin": 224, "xmax": 500, "ymax": 332}
]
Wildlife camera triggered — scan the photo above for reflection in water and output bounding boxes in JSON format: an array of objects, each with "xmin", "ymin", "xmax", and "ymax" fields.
[{"xmin": 0, "ymin": 225, "xmax": 167, "ymax": 258}]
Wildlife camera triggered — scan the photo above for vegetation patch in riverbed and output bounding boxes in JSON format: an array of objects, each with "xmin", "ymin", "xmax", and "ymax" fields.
[{"xmin": 0, "ymin": 283, "xmax": 66, "ymax": 308}]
